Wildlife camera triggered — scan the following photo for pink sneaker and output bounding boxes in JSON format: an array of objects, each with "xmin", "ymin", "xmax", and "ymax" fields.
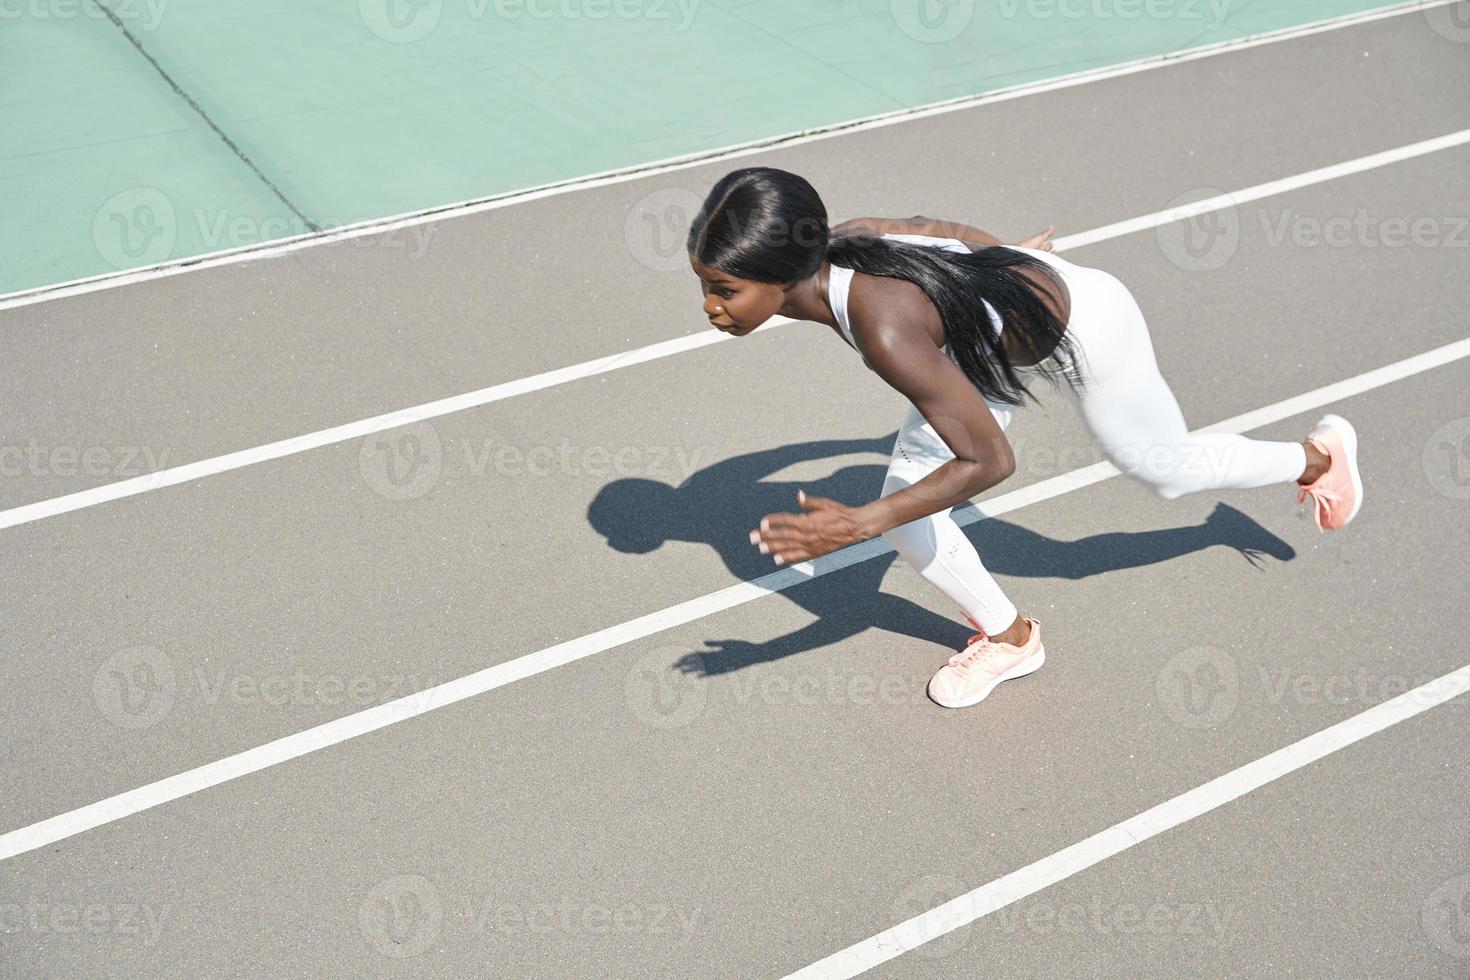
[
  {"xmin": 928, "ymin": 618, "xmax": 1045, "ymax": 709},
  {"xmin": 1298, "ymin": 414, "xmax": 1362, "ymax": 532}
]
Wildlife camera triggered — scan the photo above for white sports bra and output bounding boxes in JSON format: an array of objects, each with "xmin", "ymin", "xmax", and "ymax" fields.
[{"xmin": 825, "ymin": 232, "xmax": 1003, "ymax": 366}]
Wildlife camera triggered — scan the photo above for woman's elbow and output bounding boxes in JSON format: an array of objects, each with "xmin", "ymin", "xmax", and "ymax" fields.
[
  {"xmin": 989, "ymin": 441, "xmax": 1017, "ymax": 478},
  {"xmin": 970, "ymin": 456, "xmax": 1014, "ymax": 493}
]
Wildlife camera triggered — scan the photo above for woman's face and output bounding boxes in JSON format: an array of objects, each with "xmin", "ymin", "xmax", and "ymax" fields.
[{"xmin": 690, "ymin": 254, "xmax": 786, "ymax": 337}]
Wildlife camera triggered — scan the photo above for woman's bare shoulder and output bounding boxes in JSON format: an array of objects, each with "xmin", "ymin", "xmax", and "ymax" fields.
[{"xmin": 845, "ymin": 269, "xmax": 948, "ymax": 353}]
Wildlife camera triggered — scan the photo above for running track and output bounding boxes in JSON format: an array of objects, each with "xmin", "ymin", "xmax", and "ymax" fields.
[{"xmin": 2, "ymin": 7, "xmax": 1469, "ymax": 976}]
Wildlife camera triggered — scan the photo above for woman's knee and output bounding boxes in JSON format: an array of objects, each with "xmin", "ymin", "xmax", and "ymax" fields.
[
  {"xmin": 1108, "ymin": 445, "xmax": 1201, "ymax": 500},
  {"xmin": 1148, "ymin": 478, "xmax": 1193, "ymax": 501},
  {"xmin": 1119, "ymin": 463, "xmax": 1197, "ymax": 500}
]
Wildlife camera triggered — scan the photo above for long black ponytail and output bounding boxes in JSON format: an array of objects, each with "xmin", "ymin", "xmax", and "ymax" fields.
[{"xmin": 687, "ymin": 166, "xmax": 1085, "ymax": 408}]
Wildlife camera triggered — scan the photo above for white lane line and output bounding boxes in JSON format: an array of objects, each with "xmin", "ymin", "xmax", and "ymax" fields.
[
  {"xmin": 2, "ymin": 335, "xmax": 1468, "ymax": 863},
  {"xmin": 0, "ymin": 329, "xmax": 736, "ymax": 530},
  {"xmin": 5, "ymin": 127, "xmax": 1469, "ymax": 534},
  {"xmin": 1056, "ymin": 129, "xmax": 1470, "ymax": 251},
  {"xmin": 0, "ymin": 0, "xmax": 1456, "ymax": 313},
  {"xmin": 786, "ymin": 663, "xmax": 1470, "ymax": 978}
]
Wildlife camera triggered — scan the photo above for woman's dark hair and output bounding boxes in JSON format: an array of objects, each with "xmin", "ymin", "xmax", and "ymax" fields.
[{"xmin": 686, "ymin": 166, "xmax": 1085, "ymax": 407}]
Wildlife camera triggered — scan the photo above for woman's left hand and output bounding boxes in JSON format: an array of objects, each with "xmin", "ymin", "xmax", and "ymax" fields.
[
  {"xmin": 751, "ymin": 490, "xmax": 865, "ymax": 565},
  {"xmin": 1012, "ymin": 225, "xmax": 1057, "ymax": 252}
]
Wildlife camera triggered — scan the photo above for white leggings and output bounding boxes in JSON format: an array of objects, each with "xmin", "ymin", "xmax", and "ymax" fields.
[{"xmin": 879, "ymin": 253, "xmax": 1307, "ymax": 635}]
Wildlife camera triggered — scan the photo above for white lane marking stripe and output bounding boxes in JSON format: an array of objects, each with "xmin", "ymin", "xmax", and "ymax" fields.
[
  {"xmin": 0, "ymin": 328, "xmax": 736, "ymax": 530},
  {"xmin": 785, "ymin": 663, "xmax": 1470, "ymax": 978},
  {"xmin": 1056, "ymin": 129, "xmax": 1470, "ymax": 251},
  {"xmin": 5, "ymin": 127, "xmax": 1469, "ymax": 534},
  {"xmin": 2, "ymin": 335, "xmax": 1468, "ymax": 862},
  {"xmin": 0, "ymin": 0, "xmax": 1456, "ymax": 313}
]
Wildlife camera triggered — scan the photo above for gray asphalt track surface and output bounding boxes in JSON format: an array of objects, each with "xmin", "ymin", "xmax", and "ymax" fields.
[{"xmin": 4, "ymin": 9, "xmax": 1470, "ymax": 978}]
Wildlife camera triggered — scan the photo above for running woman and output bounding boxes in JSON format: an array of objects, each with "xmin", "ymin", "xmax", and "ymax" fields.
[{"xmin": 686, "ymin": 167, "xmax": 1363, "ymax": 709}]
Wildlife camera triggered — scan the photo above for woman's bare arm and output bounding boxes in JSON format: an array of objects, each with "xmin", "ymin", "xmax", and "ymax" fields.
[
  {"xmin": 832, "ymin": 215, "xmax": 1057, "ymax": 252},
  {"xmin": 841, "ymin": 278, "xmax": 1016, "ymax": 540},
  {"xmin": 852, "ymin": 328, "xmax": 1015, "ymax": 538},
  {"xmin": 831, "ymin": 214, "xmax": 1003, "ymax": 247}
]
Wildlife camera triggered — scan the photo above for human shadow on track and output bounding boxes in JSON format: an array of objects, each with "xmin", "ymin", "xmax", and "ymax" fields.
[{"xmin": 588, "ymin": 433, "xmax": 1294, "ymax": 677}]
